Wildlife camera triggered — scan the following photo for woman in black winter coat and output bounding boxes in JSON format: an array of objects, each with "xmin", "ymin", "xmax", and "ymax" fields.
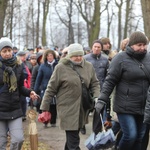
[
  {"xmin": 0, "ymin": 37, "xmax": 38, "ymax": 150},
  {"xmin": 96, "ymin": 31, "xmax": 150, "ymax": 150}
]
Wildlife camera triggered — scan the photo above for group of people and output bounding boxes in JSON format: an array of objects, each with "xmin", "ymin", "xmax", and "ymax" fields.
[{"xmin": 0, "ymin": 31, "xmax": 150, "ymax": 150}]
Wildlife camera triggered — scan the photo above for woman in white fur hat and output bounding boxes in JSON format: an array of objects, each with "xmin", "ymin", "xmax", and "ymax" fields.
[{"xmin": 39, "ymin": 43, "xmax": 100, "ymax": 149}]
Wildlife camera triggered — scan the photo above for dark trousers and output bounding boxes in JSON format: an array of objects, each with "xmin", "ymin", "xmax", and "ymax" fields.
[
  {"xmin": 50, "ymin": 104, "xmax": 57, "ymax": 124},
  {"xmin": 64, "ymin": 130, "xmax": 80, "ymax": 150}
]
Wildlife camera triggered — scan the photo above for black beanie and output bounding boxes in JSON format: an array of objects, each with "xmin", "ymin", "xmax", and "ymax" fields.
[
  {"xmin": 92, "ymin": 39, "xmax": 103, "ymax": 50},
  {"xmin": 128, "ymin": 31, "xmax": 148, "ymax": 46}
]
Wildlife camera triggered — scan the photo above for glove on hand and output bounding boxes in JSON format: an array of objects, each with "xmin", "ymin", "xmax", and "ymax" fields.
[
  {"xmin": 95, "ymin": 100, "xmax": 106, "ymax": 114},
  {"xmin": 104, "ymin": 120, "xmax": 112, "ymax": 130}
]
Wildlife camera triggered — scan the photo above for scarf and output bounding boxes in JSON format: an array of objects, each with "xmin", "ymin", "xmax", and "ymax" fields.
[
  {"xmin": 47, "ymin": 59, "xmax": 55, "ymax": 66},
  {"xmin": 126, "ymin": 46, "xmax": 147, "ymax": 60},
  {"xmin": 0, "ymin": 56, "xmax": 18, "ymax": 92}
]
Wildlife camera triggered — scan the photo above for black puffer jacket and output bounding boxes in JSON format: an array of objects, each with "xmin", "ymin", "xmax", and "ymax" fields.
[
  {"xmin": 99, "ymin": 46, "xmax": 150, "ymax": 115},
  {"xmin": 144, "ymin": 86, "xmax": 150, "ymax": 124},
  {"xmin": 0, "ymin": 61, "xmax": 31, "ymax": 120}
]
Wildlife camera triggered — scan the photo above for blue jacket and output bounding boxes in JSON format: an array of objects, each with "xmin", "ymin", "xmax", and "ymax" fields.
[
  {"xmin": 34, "ymin": 60, "xmax": 58, "ymax": 95},
  {"xmin": 84, "ymin": 53, "xmax": 109, "ymax": 89}
]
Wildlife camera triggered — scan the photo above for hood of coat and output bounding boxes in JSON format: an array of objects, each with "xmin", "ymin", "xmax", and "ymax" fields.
[{"xmin": 42, "ymin": 50, "xmax": 56, "ymax": 63}]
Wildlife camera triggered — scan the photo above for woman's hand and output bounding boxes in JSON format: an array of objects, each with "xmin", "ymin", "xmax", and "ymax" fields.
[{"xmin": 30, "ymin": 91, "xmax": 39, "ymax": 100}]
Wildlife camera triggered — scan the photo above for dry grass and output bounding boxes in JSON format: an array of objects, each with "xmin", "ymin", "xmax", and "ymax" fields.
[{"xmin": 6, "ymin": 125, "xmax": 49, "ymax": 150}]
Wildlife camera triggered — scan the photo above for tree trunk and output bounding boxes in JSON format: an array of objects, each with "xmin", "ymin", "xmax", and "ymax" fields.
[
  {"xmin": 68, "ymin": 0, "xmax": 74, "ymax": 45},
  {"xmin": 36, "ymin": 0, "xmax": 40, "ymax": 47},
  {"xmin": 89, "ymin": 0, "xmax": 100, "ymax": 47},
  {"xmin": 0, "ymin": 0, "xmax": 9, "ymax": 37},
  {"xmin": 42, "ymin": 0, "xmax": 50, "ymax": 47},
  {"xmin": 10, "ymin": 0, "xmax": 15, "ymax": 40},
  {"xmin": 141, "ymin": 0, "xmax": 150, "ymax": 40},
  {"xmin": 123, "ymin": 0, "xmax": 130, "ymax": 39}
]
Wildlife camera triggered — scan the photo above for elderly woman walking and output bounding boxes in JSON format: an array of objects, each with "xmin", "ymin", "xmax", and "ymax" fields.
[{"xmin": 40, "ymin": 43, "xmax": 100, "ymax": 150}]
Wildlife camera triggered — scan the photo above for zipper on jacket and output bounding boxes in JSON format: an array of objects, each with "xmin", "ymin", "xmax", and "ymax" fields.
[{"xmin": 127, "ymin": 89, "xmax": 129, "ymax": 97}]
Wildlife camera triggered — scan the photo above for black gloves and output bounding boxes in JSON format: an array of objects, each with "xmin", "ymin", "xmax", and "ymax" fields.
[
  {"xmin": 93, "ymin": 100, "xmax": 106, "ymax": 134},
  {"xmin": 95, "ymin": 100, "xmax": 106, "ymax": 114}
]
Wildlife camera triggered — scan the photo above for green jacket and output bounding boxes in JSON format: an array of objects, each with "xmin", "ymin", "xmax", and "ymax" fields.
[{"xmin": 40, "ymin": 57, "xmax": 100, "ymax": 130}]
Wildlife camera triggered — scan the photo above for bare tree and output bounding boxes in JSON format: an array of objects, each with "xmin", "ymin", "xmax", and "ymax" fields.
[
  {"xmin": 106, "ymin": 0, "xmax": 114, "ymax": 38},
  {"xmin": 54, "ymin": 0, "xmax": 74, "ymax": 45},
  {"xmin": 42, "ymin": 0, "xmax": 50, "ymax": 46},
  {"xmin": 0, "ymin": 0, "xmax": 9, "ymax": 37},
  {"xmin": 36, "ymin": 0, "xmax": 40, "ymax": 46},
  {"xmin": 123, "ymin": 0, "xmax": 130, "ymax": 39},
  {"xmin": 115, "ymin": 0, "xmax": 123, "ymax": 50},
  {"xmin": 141, "ymin": 0, "xmax": 150, "ymax": 40},
  {"xmin": 9, "ymin": 0, "xmax": 15, "ymax": 39},
  {"xmin": 76, "ymin": 0, "xmax": 101, "ymax": 47}
]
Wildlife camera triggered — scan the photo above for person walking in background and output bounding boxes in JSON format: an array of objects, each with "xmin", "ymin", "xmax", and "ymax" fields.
[
  {"xmin": 100, "ymin": 37, "xmax": 112, "ymax": 58},
  {"xmin": 82, "ymin": 40, "xmax": 109, "ymax": 134},
  {"xmin": 0, "ymin": 37, "xmax": 38, "ymax": 150},
  {"xmin": 28, "ymin": 53, "xmax": 37, "ymax": 67},
  {"xmin": 39, "ymin": 43, "xmax": 100, "ymax": 150},
  {"xmin": 95, "ymin": 31, "xmax": 149, "ymax": 150},
  {"xmin": 17, "ymin": 51, "xmax": 32, "ymax": 121},
  {"xmin": 84, "ymin": 40, "xmax": 109, "ymax": 89},
  {"xmin": 34, "ymin": 49, "xmax": 58, "ymax": 127},
  {"xmin": 119, "ymin": 38, "xmax": 129, "ymax": 52},
  {"xmin": 61, "ymin": 47, "xmax": 69, "ymax": 58},
  {"xmin": 12, "ymin": 46, "xmax": 18, "ymax": 56},
  {"xmin": 31, "ymin": 51, "xmax": 44, "ymax": 90},
  {"xmin": 30, "ymin": 51, "xmax": 44, "ymax": 112},
  {"xmin": 83, "ymin": 47, "xmax": 91, "ymax": 54}
]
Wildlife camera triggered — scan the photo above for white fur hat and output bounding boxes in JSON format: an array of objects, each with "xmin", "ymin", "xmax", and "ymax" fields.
[{"xmin": 68, "ymin": 43, "xmax": 84, "ymax": 58}]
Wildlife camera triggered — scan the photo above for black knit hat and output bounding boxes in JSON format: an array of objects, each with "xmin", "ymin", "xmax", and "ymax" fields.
[
  {"xmin": 128, "ymin": 31, "xmax": 148, "ymax": 46},
  {"xmin": 92, "ymin": 40, "xmax": 103, "ymax": 50}
]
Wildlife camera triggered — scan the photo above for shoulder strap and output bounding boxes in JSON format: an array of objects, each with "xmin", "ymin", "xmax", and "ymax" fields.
[
  {"xmin": 70, "ymin": 63, "xmax": 84, "ymax": 83},
  {"xmin": 131, "ymin": 57, "xmax": 150, "ymax": 83}
]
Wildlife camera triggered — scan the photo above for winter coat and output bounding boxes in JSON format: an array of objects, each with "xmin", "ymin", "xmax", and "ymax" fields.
[
  {"xmin": 99, "ymin": 46, "xmax": 150, "ymax": 115},
  {"xmin": 31, "ymin": 64, "xmax": 39, "ymax": 90},
  {"xmin": 34, "ymin": 60, "xmax": 58, "ymax": 95},
  {"xmin": 144, "ymin": 86, "xmax": 150, "ymax": 124},
  {"xmin": 84, "ymin": 53, "xmax": 109, "ymax": 89},
  {"xmin": 40, "ymin": 57, "xmax": 100, "ymax": 130},
  {"xmin": 0, "ymin": 59, "xmax": 31, "ymax": 120}
]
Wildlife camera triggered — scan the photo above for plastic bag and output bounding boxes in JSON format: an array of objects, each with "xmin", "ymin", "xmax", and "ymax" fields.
[
  {"xmin": 85, "ymin": 129, "xmax": 115, "ymax": 150},
  {"xmin": 85, "ymin": 114, "xmax": 115, "ymax": 150}
]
